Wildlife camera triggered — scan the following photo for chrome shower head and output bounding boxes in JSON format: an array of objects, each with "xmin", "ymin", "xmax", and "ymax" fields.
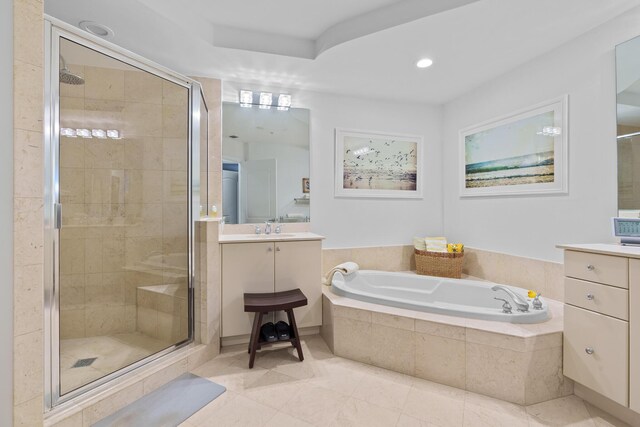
[{"xmin": 59, "ymin": 56, "xmax": 85, "ymax": 85}]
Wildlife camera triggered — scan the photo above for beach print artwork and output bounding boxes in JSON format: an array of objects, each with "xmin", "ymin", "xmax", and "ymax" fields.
[
  {"xmin": 465, "ymin": 111, "xmax": 554, "ymax": 188},
  {"xmin": 335, "ymin": 130, "xmax": 423, "ymax": 198},
  {"xmin": 460, "ymin": 96, "xmax": 567, "ymax": 197}
]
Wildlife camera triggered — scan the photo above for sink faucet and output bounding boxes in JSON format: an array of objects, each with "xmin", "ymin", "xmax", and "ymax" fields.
[
  {"xmin": 492, "ymin": 285, "xmax": 529, "ymax": 312},
  {"xmin": 264, "ymin": 221, "xmax": 272, "ymax": 235}
]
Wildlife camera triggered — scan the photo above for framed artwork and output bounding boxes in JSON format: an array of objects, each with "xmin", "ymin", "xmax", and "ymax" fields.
[
  {"xmin": 459, "ymin": 95, "xmax": 568, "ymax": 197},
  {"xmin": 335, "ymin": 129, "xmax": 423, "ymax": 198},
  {"xmin": 302, "ymin": 177, "xmax": 310, "ymax": 193}
]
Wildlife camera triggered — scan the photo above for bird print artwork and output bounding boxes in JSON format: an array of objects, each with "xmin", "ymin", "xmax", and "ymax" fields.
[{"xmin": 341, "ymin": 134, "xmax": 418, "ymax": 191}]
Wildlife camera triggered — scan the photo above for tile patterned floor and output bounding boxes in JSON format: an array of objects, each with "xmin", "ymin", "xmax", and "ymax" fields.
[
  {"xmin": 60, "ymin": 332, "xmax": 171, "ymax": 394},
  {"xmin": 179, "ymin": 335, "xmax": 630, "ymax": 427}
]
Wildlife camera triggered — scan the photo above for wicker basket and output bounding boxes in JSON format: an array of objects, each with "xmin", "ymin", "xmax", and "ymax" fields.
[{"xmin": 415, "ymin": 249, "xmax": 464, "ymax": 279}]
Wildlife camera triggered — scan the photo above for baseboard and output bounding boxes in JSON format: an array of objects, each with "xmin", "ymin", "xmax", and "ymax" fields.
[{"xmin": 574, "ymin": 383, "xmax": 640, "ymax": 426}]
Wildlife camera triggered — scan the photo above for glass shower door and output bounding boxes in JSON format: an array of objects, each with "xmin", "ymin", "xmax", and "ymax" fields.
[{"xmin": 55, "ymin": 36, "xmax": 192, "ymax": 399}]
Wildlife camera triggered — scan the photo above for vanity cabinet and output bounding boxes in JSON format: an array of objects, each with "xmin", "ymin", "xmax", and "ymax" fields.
[
  {"xmin": 631, "ymin": 259, "xmax": 640, "ymax": 413},
  {"xmin": 559, "ymin": 244, "xmax": 639, "ymax": 411},
  {"xmin": 221, "ymin": 237, "xmax": 322, "ymax": 338}
]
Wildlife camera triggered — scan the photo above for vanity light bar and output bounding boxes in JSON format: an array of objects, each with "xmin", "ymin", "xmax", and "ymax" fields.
[
  {"xmin": 60, "ymin": 128, "xmax": 77, "ymax": 138},
  {"xmin": 240, "ymin": 90, "xmax": 253, "ymax": 107},
  {"xmin": 60, "ymin": 128, "xmax": 122, "ymax": 140},
  {"xmin": 277, "ymin": 94, "xmax": 291, "ymax": 109},
  {"xmin": 259, "ymin": 92, "xmax": 272, "ymax": 109},
  {"xmin": 76, "ymin": 128, "xmax": 92, "ymax": 138},
  {"xmin": 238, "ymin": 90, "xmax": 292, "ymax": 110},
  {"xmin": 91, "ymin": 129, "xmax": 107, "ymax": 139}
]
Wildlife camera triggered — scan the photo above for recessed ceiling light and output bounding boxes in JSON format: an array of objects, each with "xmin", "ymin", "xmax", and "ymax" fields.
[
  {"xmin": 416, "ymin": 58, "xmax": 433, "ymax": 69},
  {"xmin": 79, "ymin": 21, "xmax": 114, "ymax": 38}
]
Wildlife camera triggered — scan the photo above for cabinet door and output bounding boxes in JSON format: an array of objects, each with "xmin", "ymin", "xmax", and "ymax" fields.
[
  {"xmin": 563, "ymin": 305, "xmax": 628, "ymax": 406},
  {"xmin": 631, "ymin": 259, "xmax": 640, "ymax": 413},
  {"xmin": 275, "ymin": 240, "xmax": 322, "ymax": 328},
  {"xmin": 222, "ymin": 242, "xmax": 274, "ymax": 337}
]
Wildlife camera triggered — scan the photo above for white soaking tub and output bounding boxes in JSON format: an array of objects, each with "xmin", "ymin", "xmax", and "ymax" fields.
[{"xmin": 331, "ymin": 270, "xmax": 549, "ymax": 324}]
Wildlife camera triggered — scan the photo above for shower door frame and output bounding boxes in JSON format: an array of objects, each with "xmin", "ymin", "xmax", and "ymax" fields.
[{"xmin": 44, "ymin": 18, "xmax": 201, "ymax": 410}]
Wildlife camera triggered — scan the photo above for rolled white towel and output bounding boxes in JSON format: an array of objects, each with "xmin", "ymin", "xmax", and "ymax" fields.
[
  {"xmin": 335, "ymin": 262, "xmax": 359, "ymax": 275},
  {"xmin": 324, "ymin": 262, "xmax": 359, "ymax": 285}
]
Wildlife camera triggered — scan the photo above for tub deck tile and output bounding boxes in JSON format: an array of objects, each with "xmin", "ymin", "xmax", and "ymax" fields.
[{"xmin": 323, "ymin": 287, "xmax": 567, "ymax": 405}]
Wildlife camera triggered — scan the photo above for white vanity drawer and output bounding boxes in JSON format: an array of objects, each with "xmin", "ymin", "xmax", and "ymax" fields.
[
  {"xmin": 564, "ymin": 305, "xmax": 628, "ymax": 406},
  {"xmin": 565, "ymin": 278, "xmax": 628, "ymax": 320},
  {"xmin": 564, "ymin": 250, "xmax": 628, "ymax": 289}
]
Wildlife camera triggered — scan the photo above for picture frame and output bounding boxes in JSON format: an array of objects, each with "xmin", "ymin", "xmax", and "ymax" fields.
[
  {"xmin": 335, "ymin": 129, "xmax": 423, "ymax": 198},
  {"xmin": 459, "ymin": 95, "xmax": 568, "ymax": 197},
  {"xmin": 302, "ymin": 177, "xmax": 310, "ymax": 193}
]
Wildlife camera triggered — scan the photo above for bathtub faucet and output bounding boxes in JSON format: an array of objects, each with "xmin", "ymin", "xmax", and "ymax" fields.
[
  {"xmin": 491, "ymin": 285, "xmax": 529, "ymax": 312},
  {"xmin": 323, "ymin": 267, "xmax": 348, "ymax": 286}
]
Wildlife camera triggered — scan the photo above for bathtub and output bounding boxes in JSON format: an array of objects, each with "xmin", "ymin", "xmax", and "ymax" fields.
[{"xmin": 331, "ymin": 270, "xmax": 549, "ymax": 324}]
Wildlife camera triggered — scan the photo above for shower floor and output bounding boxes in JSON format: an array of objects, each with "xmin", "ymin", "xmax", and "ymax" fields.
[{"xmin": 60, "ymin": 332, "xmax": 171, "ymax": 395}]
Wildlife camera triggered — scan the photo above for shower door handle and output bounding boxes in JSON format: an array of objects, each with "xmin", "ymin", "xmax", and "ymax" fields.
[{"xmin": 55, "ymin": 203, "xmax": 62, "ymax": 230}]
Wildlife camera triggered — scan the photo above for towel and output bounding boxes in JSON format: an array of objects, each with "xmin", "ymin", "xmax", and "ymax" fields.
[
  {"xmin": 425, "ymin": 237, "xmax": 448, "ymax": 252},
  {"xmin": 324, "ymin": 262, "xmax": 359, "ymax": 285},
  {"xmin": 413, "ymin": 237, "xmax": 427, "ymax": 251},
  {"xmin": 334, "ymin": 262, "xmax": 359, "ymax": 275}
]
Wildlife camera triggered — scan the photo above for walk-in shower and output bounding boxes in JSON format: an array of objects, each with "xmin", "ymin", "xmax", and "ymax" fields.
[{"xmin": 44, "ymin": 20, "xmax": 207, "ymax": 408}]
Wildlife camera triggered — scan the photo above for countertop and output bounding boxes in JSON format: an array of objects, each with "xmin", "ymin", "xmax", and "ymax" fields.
[
  {"xmin": 557, "ymin": 243, "xmax": 640, "ymax": 259},
  {"xmin": 219, "ymin": 232, "xmax": 325, "ymax": 244}
]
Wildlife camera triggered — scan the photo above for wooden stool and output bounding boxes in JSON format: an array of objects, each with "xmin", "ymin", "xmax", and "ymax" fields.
[{"xmin": 243, "ymin": 288, "xmax": 307, "ymax": 369}]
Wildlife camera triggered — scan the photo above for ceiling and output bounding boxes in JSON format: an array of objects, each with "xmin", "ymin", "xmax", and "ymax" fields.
[{"xmin": 46, "ymin": 0, "xmax": 640, "ymax": 104}]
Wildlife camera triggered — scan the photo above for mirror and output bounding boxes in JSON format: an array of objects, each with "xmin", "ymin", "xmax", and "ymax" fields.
[
  {"xmin": 617, "ymin": 35, "xmax": 640, "ymax": 217},
  {"xmin": 222, "ymin": 102, "xmax": 310, "ymax": 224}
]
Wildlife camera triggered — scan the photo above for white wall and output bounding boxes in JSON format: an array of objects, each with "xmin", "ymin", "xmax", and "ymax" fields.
[
  {"xmin": 0, "ymin": 0, "xmax": 13, "ymax": 423},
  {"xmin": 442, "ymin": 7, "xmax": 640, "ymax": 262},
  {"xmin": 224, "ymin": 82, "xmax": 444, "ymax": 248}
]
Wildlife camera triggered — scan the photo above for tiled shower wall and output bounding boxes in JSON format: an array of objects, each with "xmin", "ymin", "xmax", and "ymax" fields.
[
  {"xmin": 13, "ymin": 0, "xmax": 45, "ymax": 424},
  {"xmin": 58, "ymin": 63, "xmax": 189, "ymax": 339}
]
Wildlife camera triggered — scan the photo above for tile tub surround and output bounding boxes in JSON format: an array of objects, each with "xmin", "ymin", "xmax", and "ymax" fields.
[
  {"xmin": 321, "ymin": 288, "xmax": 572, "ymax": 406},
  {"xmin": 322, "ymin": 245, "xmax": 565, "ymax": 302}
]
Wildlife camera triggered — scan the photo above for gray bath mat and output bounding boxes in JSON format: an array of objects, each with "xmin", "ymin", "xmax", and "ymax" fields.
[{"xmin": 92, "ymin": 373, "xmax": 226, "ymax": 427}]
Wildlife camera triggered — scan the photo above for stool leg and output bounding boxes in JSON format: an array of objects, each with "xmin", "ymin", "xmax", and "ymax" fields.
[
  {"xmin": 248, "ymin": 312, "xmax": 263, "ymax": 369},
  {"xmin": 286, "ymin": 309, "xmax": 304, "ymax": 362},
  {"xmin": 248, "ymin": 312, "xmax": 261, "ymax": 354}
]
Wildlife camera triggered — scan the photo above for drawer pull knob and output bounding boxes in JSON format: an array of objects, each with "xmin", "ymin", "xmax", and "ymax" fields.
[
  {"xmin": 586, "ymin": 293, "xmax": 594, "ymax": 300},
  {"xmin": 276, "ymin": 247, "xmax": 281, "ymax": 252},
  {"xmin": 586, "ymin": 264, "xmax": 595, "ymax": 271},
  {"xmin": 585, "ymin": 347, "xmax": 595, "ymax": 355},
  {"xmin": 267, "ymin": 247, "xmax": 273, "ymax": 252}
]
